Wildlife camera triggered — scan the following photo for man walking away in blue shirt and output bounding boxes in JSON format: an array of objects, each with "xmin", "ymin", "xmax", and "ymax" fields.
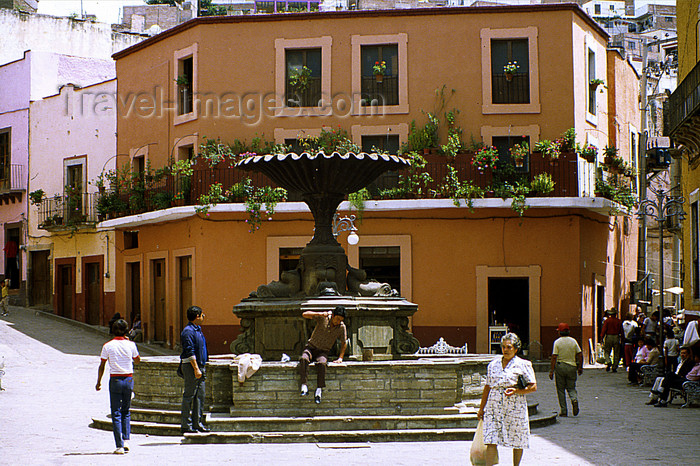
[{"xmin": 180, "ymin": 305, "xmax": 209, "ymax": 434}]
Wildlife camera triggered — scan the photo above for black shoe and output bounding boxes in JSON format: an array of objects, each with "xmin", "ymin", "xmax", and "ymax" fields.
[
  {"xmin": 611, "ymin": 368, "xmax": 617, "ymax": 373},
  {"xmin": 196, "ymin": 425, "xmax": 210, "ymax": 433},
  {"xmin": 315, "ymin": 394, "xmax": 321, "ymax": 404},
  {"xmin": 559, "ymin": 412, "xmax": 567, "ymax": 417},
  {"xmin": 572, "ymin": 401, "xmax": 579, "ymax": 416},
  {"xmin": 654, "ymin": 401, "xmax": 668, "ymax": 408},
  {"xmin": 180, "ymin": 428, "xmax": 197, "ymax": 434},
  {"xmin": 605, "ymin": 365, "xmax": 610, "ymax": 372}
]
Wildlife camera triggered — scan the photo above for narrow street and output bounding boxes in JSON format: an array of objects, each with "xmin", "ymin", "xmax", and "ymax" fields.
[{"xmin": 0, "ymin": 307, "xmax": 697, "ymax": 465}]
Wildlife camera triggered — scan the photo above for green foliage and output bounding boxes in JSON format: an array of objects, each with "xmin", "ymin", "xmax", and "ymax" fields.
[
  {"xmin": 533, "ymin": 139, "xmax": 561, "ymax": 160},
  {"xmin": 530, "ymin": 173, "xmax": 555, "ymax": 196},
  {"xmin": 348, "ymin": 188, "xmax": 371, "ymax": 223},
  {"xmin": 439, "ymin": 165, "xmax": 484, "ymax": 209},
  {"xmin": 29, "ymin": 189, "xmax": 45, "ymax": 206},
  {"xmin": 595, "ymin": 173, "xmax": 637, "ymax": 212},
  {"xmin": 297, "ymin": 127, "xmax": 360, "ymax": 154},
  {"xmin": 288, "ymin": 65, "xmax": 312, "ymax": 91},
  {"xmin": 560, "ymin": 128, "xmax": 576, "ymax": 150}
]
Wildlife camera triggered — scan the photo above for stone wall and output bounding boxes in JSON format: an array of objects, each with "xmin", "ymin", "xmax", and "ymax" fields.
[
  {"xmin": 131, "ymin": 355, "xmax": 493, "ymax": 416},
  {"xmin": 121, "ymin": 4, "xmax": 193, "ymax": 33}
]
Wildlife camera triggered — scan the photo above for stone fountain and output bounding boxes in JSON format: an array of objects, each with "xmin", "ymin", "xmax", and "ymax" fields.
[{"xmin": 231, "ymin": 151, "xmax": 421, "ymax": 360}]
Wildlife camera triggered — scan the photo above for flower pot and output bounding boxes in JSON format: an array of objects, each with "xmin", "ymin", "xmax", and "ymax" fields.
[
  {"xmin": 505, "ymin": 72, "xmax": 513, "ymax": 82},
  {"xmin": 604, "ymin": 156, "xmax": 614, "ymax": 165},
  {"xmin": 375, "ymin": 73, "xmax": 384, "ymax": 83},
  {"xmin": 514, "ymin": 158, "xmax": 524, "ymax": 168}
]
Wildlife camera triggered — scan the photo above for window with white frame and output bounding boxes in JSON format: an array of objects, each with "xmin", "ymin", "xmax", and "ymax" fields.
[{"xmin": 588, "ymin": 49, "xmax": 597, "ymax": 116}]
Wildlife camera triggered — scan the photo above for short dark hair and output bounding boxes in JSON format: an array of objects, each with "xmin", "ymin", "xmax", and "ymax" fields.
[
  {"xmin": 187, "ymin": 305, "xmax": 203, "ymax": 322},
  {"xmin": 332, "ymin": 306, "xmax": 346, "ymax": 318},
  {"xmin": 112, "ymin": 319, "xmax": 128, "ymax": 336}
]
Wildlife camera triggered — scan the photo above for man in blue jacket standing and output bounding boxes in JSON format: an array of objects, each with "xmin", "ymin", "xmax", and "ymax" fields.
[{"xmin": 180, "ymin": 305, "xmax": 209, "ymax": 434}]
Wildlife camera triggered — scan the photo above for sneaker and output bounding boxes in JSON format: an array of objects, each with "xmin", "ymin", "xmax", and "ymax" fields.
[
  {"xmin": 300, "ymin": 384, "xmax": 308, "ymax": 396},
  {"xmin": 572, "ymin": 401, "xmax": 579, "ymax": 416},
  {"xmin": 114, "ymin": 447, "xmax": 125, "ymax": 455},
  {"xmin": 315, "ymin": 387, "xmax": 322, "ymax": 404},
  {"xmin": 123, "ymin": 441, "xmax": 129, "ymax": 452}
]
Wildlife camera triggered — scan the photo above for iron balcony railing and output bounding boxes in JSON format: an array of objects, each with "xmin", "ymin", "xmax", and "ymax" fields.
[
  {"xmin": 492, "ymin": 73, "xmax": 530, "ymax": 104},
  {"xmin": 0, "ymin": 164, "xmax": 26, "ymax": 192},
  {"xmin": 37, "ymin": 192, "xmax": 100, "ymax": 229},
  {"xmin": 91, "ymin": 151, "xmax": 583, "ymax": 222},
  {"xmin": 361, "ymin": 75, "xmax": 399, "ymax": 106},
  {"xmin": 285, "ymin": 77, "xmax": 322, "ymax": 108},
  {"xmin": 666, "ymin": 59, "xmax": 700, "ymax": 135}
]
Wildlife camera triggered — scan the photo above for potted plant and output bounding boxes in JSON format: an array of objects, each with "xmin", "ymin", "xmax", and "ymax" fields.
[
  {"xmin": 471, "ymin": 146, "xmax": 499, "ymax": 173},
  {"xmin": 373, "ymin": 60, "xmax": 387, "ymax": 83},
  {"xmin": 530, "ymin": 173, "xmax": 555, "ymax": 196},
  {"xmin": 503, "ymin": 61, "xmax": 519, "ymax": 81},
  {"xmin": 509, "ymin": 141, "xmax": 529, "ymax": 168},
  {"xmin": 29, "ymin": 189, "xmax": 45, "ymax": 206},
  {"xmin": 579, "ymin": 144, "xmax": 598, "ymax": 163},
  {"xmin": 590, "ymin": 78, "xmax": 605, "ymax": 92},
  {"xmin": 288, "ymin": 65, "xmax": 312, "ymax": 92},
  {"xmin": 603, "ymin": 145, "xmax": 618, "ymax": 165},
  {"xmin": 533, "ymin": 139, "xmax": 561, "ymax": 162}
]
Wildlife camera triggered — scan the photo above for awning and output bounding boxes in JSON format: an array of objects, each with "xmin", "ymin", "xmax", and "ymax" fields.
[{"xmin": 651, "ymin": 287, "xmax": 684, "ymax": 296}]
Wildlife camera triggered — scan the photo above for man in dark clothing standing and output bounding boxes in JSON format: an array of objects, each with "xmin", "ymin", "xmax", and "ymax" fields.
[
  {"xmin": 180, "ymin": 305, "xmax": 209, "ymax": 434},
  {"xmin": 299, "ymin": 306, "xmax": 347, "ymax": 404},
  {"xmin": 601, "ymin": 308, "xmax": 623, "ymax": 372}
]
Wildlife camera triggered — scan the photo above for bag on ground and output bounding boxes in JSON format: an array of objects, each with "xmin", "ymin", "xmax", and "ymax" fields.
[{"xmin": 470, "ymin": 419, "xmax": 498, "ymax": 465}]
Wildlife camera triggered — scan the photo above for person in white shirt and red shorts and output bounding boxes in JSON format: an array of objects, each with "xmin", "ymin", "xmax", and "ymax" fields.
[{"xmin": 96, "ymin": 319, "xmax": 140, "ymax": 454}]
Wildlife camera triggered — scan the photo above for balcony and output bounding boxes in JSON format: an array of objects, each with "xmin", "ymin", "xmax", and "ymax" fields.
[
  {"xmin": 37, "ymin": 192, "xmax": 100, "ymax": 230},
  {"xmin": 0, "ymin": 164, "xmax": 26, "ymax": 204},
  {"xmin": 361, "ymin": 75, "xmax": 399, "ymax": 106},
  {"xmin": 492, "ymin": 73, "xmax": 530, "ymax": 104},
  {"xmin": 666, "ymin": 59, "xmax": 700, "ymax": 162},
  {"xmin": 285, "ymin": 77, "xmax": 322, "ymax": 108},
  {"xmin": 94, "ymin": 149, "xmax": 585, "ymax": 222}
]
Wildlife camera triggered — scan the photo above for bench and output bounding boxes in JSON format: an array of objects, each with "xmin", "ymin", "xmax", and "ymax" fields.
[
  {"xmin": 640, "ymin": 364, "xmax": 663, "ymax": 386},
  {"xmin": 415, "ymin": 337, "xmax": 468, "ymax": 356},
  {"xmin": 681, "ymin": 380, "xmax": 700, "ymax": 408}
]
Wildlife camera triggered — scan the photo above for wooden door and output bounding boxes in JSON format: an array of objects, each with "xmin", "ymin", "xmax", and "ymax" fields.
[
  {"xmin": 127, "ymin": 262, "xmax": 141, "ymax": 325},
  {"xmin": 30, "ymin": 250, "xmax": 50, "ymax": 306},
  {"xmin": 58, "ymin": 265, "xmax": 73, "ymax": 318},
  {"xmin": 152, "ymin": 259, "xmax": 166, "ymax": 342},
  {"xmin": 178, "ymin": 256, "xmax": 192, "ymax": 339},
  {"xmin": 85, "ymin": 262, "xmax": 101, "ymax": 325}
]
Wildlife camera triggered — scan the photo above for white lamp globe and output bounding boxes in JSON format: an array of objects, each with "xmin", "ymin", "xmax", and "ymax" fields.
[{"xmin": 347, "ymin": 232, "xmax": 359, "ymax": 245}]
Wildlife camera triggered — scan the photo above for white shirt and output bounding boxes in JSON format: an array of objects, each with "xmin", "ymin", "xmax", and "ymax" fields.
[
  {"xmin": 622, "ymin": 320, "xmax": 638, "ymax": 340},
  {"xmin": 100, "ymin": 337, "xmax": 139, "ymax": 375}
]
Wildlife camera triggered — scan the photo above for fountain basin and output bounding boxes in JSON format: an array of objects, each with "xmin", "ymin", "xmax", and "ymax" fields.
[{"xmin": 231, "ymin": 296, "xmax": 420, "ymax": 360}]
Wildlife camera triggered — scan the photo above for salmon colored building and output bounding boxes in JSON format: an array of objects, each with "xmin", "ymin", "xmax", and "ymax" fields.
[{"xmin": 106, "ymin": 4, "xmax": 641, "ymax": 360}]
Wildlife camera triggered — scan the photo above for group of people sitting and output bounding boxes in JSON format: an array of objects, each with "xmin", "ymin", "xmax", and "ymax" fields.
[{"xmin": 599, "ymin": 307, "xmax": 700, "ymax": 407}]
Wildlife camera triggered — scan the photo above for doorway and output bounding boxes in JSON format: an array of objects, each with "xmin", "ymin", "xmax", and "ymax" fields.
[
  {"xmin": 56, "ymin": 264, "xmax": 74, "ymax": 318},
  {"xmin": 30, "ymin": 250, "xmax": 51, "ymax": 306},
  {"xmin": 596, "ymin": 284, "xmax": 605, "ymax": 346},
  {"xmin": 178, "ymin": 256, "xmax": 192, "ymax": 340},
  {"xmin": 85, "ymin": 262, "xmax": 101, "ymax": 325},
  {"xmin": 126, "ymin": 262, "xmax": 141, "ymax": 330},
  {"xmin": 488, "ymin": 277, "xmax": 530, "ymax": 347},
  {"xmin": 151, "ymin": 259, "xmax": 166, "ymax": 342},
  {"xmin": 4, "ymin": 227, "xmax": 20, "ymax": 289}
]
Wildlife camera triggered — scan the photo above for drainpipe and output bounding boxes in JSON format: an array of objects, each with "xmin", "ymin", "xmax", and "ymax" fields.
[{"xmin": 638, "ymin": 42, "xmax": 649, "ymax": 314}]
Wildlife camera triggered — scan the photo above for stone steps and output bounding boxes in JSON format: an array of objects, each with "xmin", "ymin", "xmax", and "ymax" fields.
[
  {"xmin": 91, "ymin": 411, "xmax": 557, "ymax": 443},
  {"xmin": 90, "ymin": 402, "xmax": 556, "ymax": 442}
]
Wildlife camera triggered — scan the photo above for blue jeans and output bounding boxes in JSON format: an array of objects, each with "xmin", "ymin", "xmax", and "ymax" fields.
[
  {"xmin": 109, "ymin": 376, "xmax": 133, "ymax": 448},
  {"xmin": 180, "ymin": 363, "xmax": 206, "ymax": 431}
]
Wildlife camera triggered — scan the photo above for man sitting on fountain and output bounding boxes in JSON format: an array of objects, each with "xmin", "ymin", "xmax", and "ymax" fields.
[{"xmin": 299, "ymin": 306, "xmax": 347, "ymax": 404}]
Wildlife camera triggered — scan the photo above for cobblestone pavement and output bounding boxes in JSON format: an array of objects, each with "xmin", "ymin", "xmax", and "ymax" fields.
[{"xmin": 0, "ymin": 306, "xmax": 697, "ymax": 465}]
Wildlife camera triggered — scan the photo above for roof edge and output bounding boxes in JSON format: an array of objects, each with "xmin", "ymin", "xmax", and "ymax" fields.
[{"xmin": 113, "ymin": 3, "xmax": 607, "ymax": 61}]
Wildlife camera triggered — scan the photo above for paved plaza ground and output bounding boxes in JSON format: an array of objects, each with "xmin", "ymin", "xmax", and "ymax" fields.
[{"xmin": 0, "ymin": 306, "xmax": 698, "ymax": 465}]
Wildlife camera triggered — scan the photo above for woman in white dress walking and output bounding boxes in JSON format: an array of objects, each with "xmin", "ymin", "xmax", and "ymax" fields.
[{"xmin": 477, "ymin": 332, "xmax": 537, "ymax": 466}]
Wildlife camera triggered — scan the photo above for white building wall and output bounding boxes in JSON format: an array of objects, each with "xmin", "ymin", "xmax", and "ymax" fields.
[{"xmin": 0, "ymin": 9, "xmax": 144, "ymax": 66}]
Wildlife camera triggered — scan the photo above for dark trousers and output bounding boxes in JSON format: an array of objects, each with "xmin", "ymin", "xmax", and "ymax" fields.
[
  {"xmin": 623, "ymin": 343, "xmax": 635, "ymax": 367},
  {"xmin": 554, "ymin": 363, "xmax": 578, "ymax": 414},
  {"xmin": 299, "ymin": 345, "xmax": 329, "ymax": 388},
  {"xmin": 180, "ymin": 363, "xmax": 206, "ymax": 431},
  {"xmin": 628, "ymin": 362, "xmax": 644, "ymax": 383},
  {"xmin": 109, "ymin": 376, "xmax": 133, "ymax": 448},
  {"xmin": 659, "ymin": 373, "xmax": 686, "ymax": 402}
]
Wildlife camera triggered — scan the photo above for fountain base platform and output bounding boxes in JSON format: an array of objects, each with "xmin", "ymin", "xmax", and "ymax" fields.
[{"xmin": 231, "ymin": 296, "xmax": 421, "ymax": 360}]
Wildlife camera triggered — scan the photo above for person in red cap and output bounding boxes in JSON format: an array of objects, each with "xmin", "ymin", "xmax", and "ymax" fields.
[{"xmin": 549, "ymin": 322, "xmax": 583, "ymax": 417}]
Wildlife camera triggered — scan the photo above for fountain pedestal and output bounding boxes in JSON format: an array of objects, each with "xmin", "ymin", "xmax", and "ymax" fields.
[{"xmin": 231, "ymin": 296, "xmax": 419, "ymax": 360}]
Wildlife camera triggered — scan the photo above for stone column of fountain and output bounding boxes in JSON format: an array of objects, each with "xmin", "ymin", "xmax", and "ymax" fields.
[{"xmin": 231, "ymin": 151, "xmax": 421, "ymax": 360}]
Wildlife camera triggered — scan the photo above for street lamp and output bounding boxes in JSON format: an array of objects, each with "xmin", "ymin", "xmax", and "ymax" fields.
[
  {"xmin": 332, "ymin": 212, "xmax": 359, "ymax": 245},
  {"xmin": 636, "ymin": 184, "xmax": 685, "ymax": 364}
]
